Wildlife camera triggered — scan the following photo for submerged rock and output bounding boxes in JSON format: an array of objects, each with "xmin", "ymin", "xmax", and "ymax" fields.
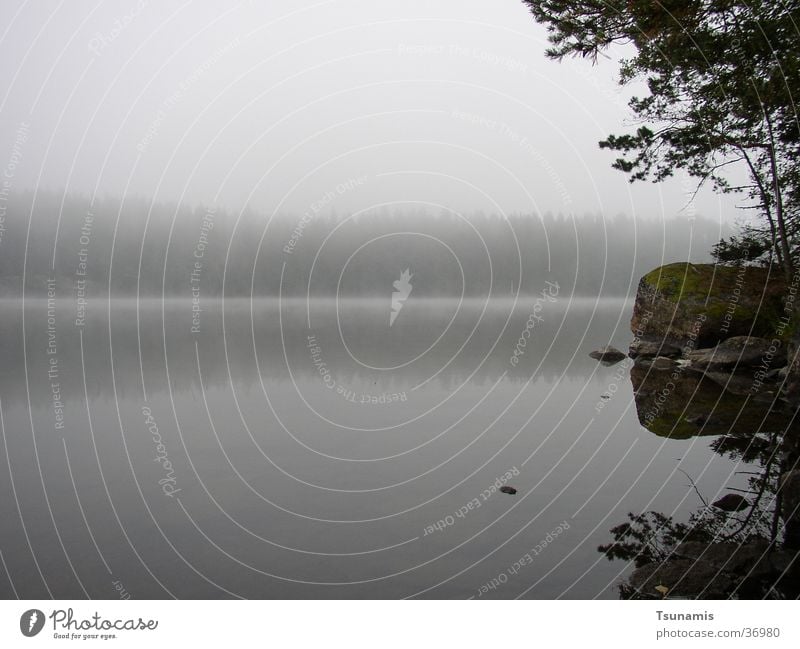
[
  {"xmin": 712, "ymin": 493, "xmax": 750, "ymax": 512},
  {"xmin": 589, "ymin": 346, "xmax": 626, "ymax": 363},
  {"xmin": 629, "ymin": 262, "xmax": 800, "ymax": 406}
]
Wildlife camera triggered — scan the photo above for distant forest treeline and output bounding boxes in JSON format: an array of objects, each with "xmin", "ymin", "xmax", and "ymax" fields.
[{"xmin": 0, "ymin": 191, "xmax": 731, "ymax": 298}]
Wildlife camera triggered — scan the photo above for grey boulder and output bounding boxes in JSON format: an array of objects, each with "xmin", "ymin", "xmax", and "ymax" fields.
[{"xmin": 688, "ymin": 336, "xmax": 786, "ymax": 370}]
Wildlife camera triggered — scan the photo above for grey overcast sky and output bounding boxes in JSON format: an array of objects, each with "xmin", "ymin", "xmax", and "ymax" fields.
[{"xmin": 0, "ymin": 0, "xmax": 740, "ymax": 222}]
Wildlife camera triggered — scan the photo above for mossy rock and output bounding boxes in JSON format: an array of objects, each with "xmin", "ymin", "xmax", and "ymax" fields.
[{"xmin": 631, "ymin": 263, "xmax": 790, "ymax": 348}]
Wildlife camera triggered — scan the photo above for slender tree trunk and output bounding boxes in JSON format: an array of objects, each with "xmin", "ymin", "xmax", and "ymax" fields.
[
  {"xmin": 762, "ymin": 117, "xmax": 800, "ymax": 406},
  {"xmin": 763, "ymin": 114, "xmax": 794, "ymax": 282},
  {"xmin": 740, "ymin": 147, "xmax": 783, "ymax": 269}
]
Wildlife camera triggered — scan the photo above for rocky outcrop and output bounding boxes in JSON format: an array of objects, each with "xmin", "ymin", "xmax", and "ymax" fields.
[
  {"xmin": 630, "ymin": 262, "xmax": 788, "ymax": 350},
  {"xmin": 630, "ymin": 263, "xmax": 797, "ymax": 406},
  {"xmin": 620, "ymin": 262, "xmax": 800, "ymax": 600}
]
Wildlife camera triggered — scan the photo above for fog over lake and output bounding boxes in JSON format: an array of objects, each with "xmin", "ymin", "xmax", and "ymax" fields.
[
  {"xmin": 0, "ymin": 288, "xmax": 755, "ymax": 598},
  {"xmin": 0, "ymin": 0, "xmax": 778, "ymax": 605}
]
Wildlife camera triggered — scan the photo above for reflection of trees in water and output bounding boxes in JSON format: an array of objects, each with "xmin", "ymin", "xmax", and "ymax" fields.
[
  {"xmin": 0, "ymin": 299, "xmax": 633, "ymax": 405},
  {"xmin": 601, "ymin": 368, "xmax": 800, "ymax": 599}
]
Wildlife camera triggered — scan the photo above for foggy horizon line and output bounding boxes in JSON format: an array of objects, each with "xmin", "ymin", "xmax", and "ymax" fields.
[{"xmin": 4, "ymin": 187, "xmax": 731, "ymax": 225}]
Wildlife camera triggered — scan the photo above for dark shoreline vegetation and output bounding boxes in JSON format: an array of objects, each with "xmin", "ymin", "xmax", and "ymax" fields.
[
  {"xmin": 591, "ymin": 261, "xmax": 800, "ymax": 598},
  {"xmin": 523, "ymin": 0, "xmax": 800, "ymax": 600},
  {"xmin": 0, "ymin": 190, "xmax": 725, "ymax": 299}
]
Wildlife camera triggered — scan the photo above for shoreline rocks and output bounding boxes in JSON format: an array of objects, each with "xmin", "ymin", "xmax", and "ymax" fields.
[
  {"xmin": 630, "ymin": 262, "xmax": 788, "ymax": 348},
  {"xmin": 628, "ymin": 338, "xmax": 682, "ymax": 359},
  {"xmin": 628, "ymin": 263, "xmax": 797, "ymax": 406},
  {"xmin": 687, "ymin": 336, "xmax": 787, "ymax": 371}
]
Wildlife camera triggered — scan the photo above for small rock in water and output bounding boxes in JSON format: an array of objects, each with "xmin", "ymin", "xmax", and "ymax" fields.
[
  {"xmin": 500, "ymin": 486, "xmax": 517, "ymax": 495},
  {"xmin": 589, "ymin": 346, "xmax": 627, "ymax": 364},
  {"xmin": 712, "ymin": 493, "xmax": 749, "ymax": 512}
]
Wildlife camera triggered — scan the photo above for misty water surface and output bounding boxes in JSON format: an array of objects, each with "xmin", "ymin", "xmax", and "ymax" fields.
[{"xmin": 0, "ymin": 297, "xmax": 753, "ymax": 598}]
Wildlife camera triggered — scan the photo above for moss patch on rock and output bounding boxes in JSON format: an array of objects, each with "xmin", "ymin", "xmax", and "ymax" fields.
[{"xmin": 631, "ymin": 262, "xmax": 789, "ymax": 348}]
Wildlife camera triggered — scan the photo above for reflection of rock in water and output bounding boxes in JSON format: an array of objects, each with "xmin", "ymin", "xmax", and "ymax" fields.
[
  {"xmin": 588, "ymin": 345, "xmax": 626, "ymax": 364},
  {"xmin": 610, "ymin": 365, "xmax": 800, "ymax": 598},
  {"xmin": 630, "ymin": 364, "xmax": 795, "ymax": 439},
  {"xmin": 604, "ymin": 262, "xmax": 800, "ymax": 599}
]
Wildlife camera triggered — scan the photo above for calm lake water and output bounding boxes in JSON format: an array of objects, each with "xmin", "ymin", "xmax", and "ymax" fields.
[{"xmin": 0, "ymin": 296, "xmax": 752, "ymax": 599}]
